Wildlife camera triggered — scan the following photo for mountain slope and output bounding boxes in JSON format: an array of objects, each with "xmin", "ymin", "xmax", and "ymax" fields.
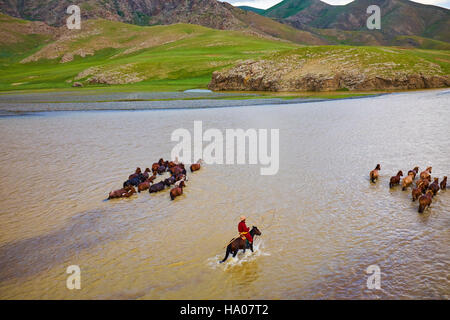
[
  {"xmin": 0, "ymin": 0, "xmax": 324, "ymax": 45},
  {"xmin": 264, "ymin": 0, "xmax": 328, "ymax": 19},
  {"xmin": 284, "ymin": 0, "xmax": 450, "ymax": 41},
  {"xmin": 239, "ymin": 0, "xmax": 450, "ymax": 46},
  {"xmin": 0, "ymin": 16, "xmax": 301, "ymax": 91}
]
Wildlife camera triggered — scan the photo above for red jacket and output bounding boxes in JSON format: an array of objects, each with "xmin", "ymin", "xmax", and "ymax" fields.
[
  {"xmin": 238, "ymin": 221, "xmax": 253, "ymax": 243},
  {"xmin": 238, "ymin": 221, "xmax": 250, "ymax": 233}
]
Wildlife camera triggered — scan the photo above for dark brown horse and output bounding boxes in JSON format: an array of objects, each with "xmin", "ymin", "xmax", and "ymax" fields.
[
  {"xmin": 369, "ymin": 164, "xmax": 381, "ymax": 183},
  {"xmin": 128, "ymin": 167, "xmax": 142, "ymax": 180},
  {"xmin": 418, "ymin": 190, "xmax": 434, "ymax": 213},
  {"xmin": 412, "ymin": 181, "xmax": 426, "ymax": 201},
  {"xmin": 415, "ymin": 178, "xmax": 430, "ymax": 192},
  {"xmin": 151, "ymin": 163, "xmax": 159, "ymax": 174},
  {"xmin": 220, "ymin": 226, "xmax": 262, "ymax": 263},
  {"xmin": 429, "ymin": 177, "xmax": 440, "ymax": 195},
  {"xmin": 157, "ymin": 165, "xmax": 167, "ymax": 175},
  {"xmin": 137, "ymin": 175, "xmax": 156, "ymax": 193},
  {"xmin": 170, "ymin": 180, "xmax": 185, "ymax": 200},
  {"xmin": 389, "ymin": 171, "xmax": 403, "ymax": 188},
  {"xmin": 440, "ymin": 176, "xmax": 447, "ymax": 190},
  {"xmin": 149, "ymin": 181, "xmax": 165, "ymax": 193},
  {"xmin": 141, "ymin": 168, "xmax": 151, "ymax": 179}
]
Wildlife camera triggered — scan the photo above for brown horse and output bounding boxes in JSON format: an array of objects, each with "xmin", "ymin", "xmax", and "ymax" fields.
[
  {"xmin": 190, "ymin": 159, "xmax": 203, "ymax": 172},
  {"xmin": 412, "ymin": 182, "xmax": 426, "ymax": 201},
  {"xmin": 440, "ymin": 176, "xmax": 447, "ymax": 190},
  {"xmin": 420, "ymin": 167, "xmax": 432, "ymax": 180},
  {"xmin": 170, "ymin": 180, "xmax": 185, "ymax": 200},
  {"xmin": 138, "ymin": 175, "xmax": 156, "ymax": 193},
  {"xmin": 428, "ymin": 177, "xmax": 440, "ymax": 195},
  {"xmin": 169, "ymin": 165, "xmax": 185, "ymax": 176},
  {"xmin": 389, "ymin": 171, "xmax": 403, "ymax": 188},
  {"xmin": 151, "ymin": 163, "xmax": 159, "ymax": 174},
  {"xmin": 408, "ymin": 167, "xmax": 419, "ymax": 179},
  {"xmin": 220, "ymin": 226, "xmax": 262, "ymax": 263},
  {"xmin": 415, "ymin": 178, "xmax": 430, "ymax": 192},
  {"xmin": 141, "ymin": 168, "xmax": 151, "ymax": 179},
  {"xmin": 418, "ymin": 190, "xmax": 434, "ymax": 213},
  {"xmin": 369, "ymin": 164, "xmax": 381, "ymax": 183},
  {"xmin": 128, "ymin": 167, "xmax": 142, "ymax": 180},
  {"xmin": 402, "ymin": 172, "xmax": 415, "ymax": 191},
  {"xmin": 108, "ymin": 186, "xmax": 136, "ymax": 199}
]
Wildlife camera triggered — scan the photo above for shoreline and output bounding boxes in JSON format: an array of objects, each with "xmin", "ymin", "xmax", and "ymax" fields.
[
  {"xmin": 0, "ymin": 88, "xmax": 447, "ymax": 116},
  {"xmin": 0, "ymin": 93, "xmax": 387, "ymax": 116}
]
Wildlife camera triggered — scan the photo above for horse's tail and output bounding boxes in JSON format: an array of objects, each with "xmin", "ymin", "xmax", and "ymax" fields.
[{"xmin": 220, "ymin": 244, "xmax": 231, "ymax": 263}]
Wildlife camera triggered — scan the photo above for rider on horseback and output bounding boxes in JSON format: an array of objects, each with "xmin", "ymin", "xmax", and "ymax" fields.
[{"xmin": 238, "ymin": 216, "xmax": 253, "ymax": 248}]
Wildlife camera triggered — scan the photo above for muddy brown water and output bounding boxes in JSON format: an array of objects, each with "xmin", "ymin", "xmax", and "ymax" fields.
[{"xmin": 0, "ymin": 89, "xmax": 449, "ymax": 299}]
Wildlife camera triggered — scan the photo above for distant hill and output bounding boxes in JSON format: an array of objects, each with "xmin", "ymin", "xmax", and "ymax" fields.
[
  {"xmin": 239, "ymin": 0, "xmax": 450, "ymax": 46},
  {"xmin": 1, "ymin": 0, "xmax": 449, "ymax": 50},
  {"xmin": 0, "ymin": 0, "xmax": 324, "ymax": 45}
]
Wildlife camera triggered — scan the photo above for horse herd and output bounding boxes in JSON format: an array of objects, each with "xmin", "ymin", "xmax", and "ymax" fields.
[
  {"xmin": 370, "ymin": 165, "xmax": 447, "ymax": 213},
  {"xmin": 108, "ymin": 158, "xmax": 203, "ymax": 201}
]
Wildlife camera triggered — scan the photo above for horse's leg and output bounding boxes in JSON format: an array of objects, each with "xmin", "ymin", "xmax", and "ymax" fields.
[{"xmin": 250, "ymin": 242, "xmax": 254, "ymax": 253}]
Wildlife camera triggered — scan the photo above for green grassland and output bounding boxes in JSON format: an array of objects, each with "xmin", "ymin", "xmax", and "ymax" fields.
[
  {"xmin": 0, "ymin": 19, "xmax": 298, "ymax": 92},
  {"xmin": 0, "ymin": 17, "xmax": 448, "ymax": 95}
]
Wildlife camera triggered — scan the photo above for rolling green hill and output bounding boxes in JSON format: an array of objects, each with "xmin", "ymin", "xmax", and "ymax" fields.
[{"xmin": 0, "ymin": 16, "xmax": 300, "ymax": 91}]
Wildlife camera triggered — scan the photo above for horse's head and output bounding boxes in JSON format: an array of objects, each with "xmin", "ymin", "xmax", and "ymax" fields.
[{"xmin": 251, "ymin": 226, "xmax": 262, "ymax": 236}]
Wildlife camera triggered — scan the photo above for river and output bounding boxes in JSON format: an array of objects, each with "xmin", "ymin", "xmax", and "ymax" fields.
[{"xmin": 0, "ymin": 89, "xmax": 448, "ymax": 299}]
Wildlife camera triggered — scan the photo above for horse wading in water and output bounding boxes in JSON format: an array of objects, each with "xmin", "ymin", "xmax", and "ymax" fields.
[{"xmin": 220, "ymin": 225, "xmax": 262, "ymax": 263}]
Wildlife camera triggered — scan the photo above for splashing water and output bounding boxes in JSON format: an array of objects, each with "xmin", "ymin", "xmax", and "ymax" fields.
[{"xmin": 207, "ymin": 239, "xmax": 270, "ymax": 271}]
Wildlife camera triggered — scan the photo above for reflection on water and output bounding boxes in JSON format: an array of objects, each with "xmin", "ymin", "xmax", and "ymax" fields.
[{"xmin": 0, "ymin": 89, "xmax": 449, "ymax": 299}]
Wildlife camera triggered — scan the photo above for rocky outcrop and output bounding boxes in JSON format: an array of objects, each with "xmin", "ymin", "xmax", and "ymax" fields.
[{"xmin": 208, "ymin": 48, "xmax": 450, "ymax": 92}]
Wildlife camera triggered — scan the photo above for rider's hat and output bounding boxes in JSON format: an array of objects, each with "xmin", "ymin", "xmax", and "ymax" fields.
[{"xmin": 240, "ymin": 215, "xmax": 246, "ymax": 221}]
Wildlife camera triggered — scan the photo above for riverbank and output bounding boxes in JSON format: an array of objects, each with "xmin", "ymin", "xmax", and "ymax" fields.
[
  {"xmin": 209, "ymin": 47, "xmax": 450, "ymax": 92},
  {"xmin": 0, "ymin": 89, "xmax": 386, "ymax": 115}
]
